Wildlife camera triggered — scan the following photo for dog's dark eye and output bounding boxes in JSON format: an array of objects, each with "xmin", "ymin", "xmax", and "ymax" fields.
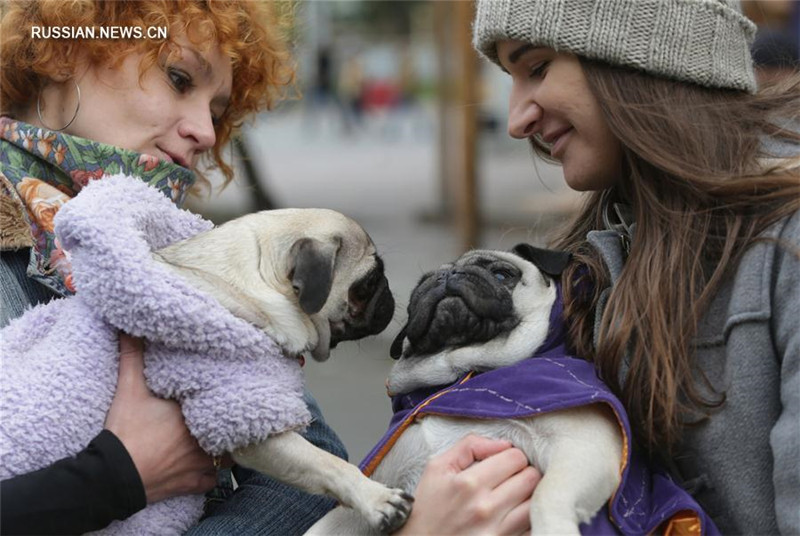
[{"xmin": 492, "ymin": 268, "xmax": 514, "ymax": 281}]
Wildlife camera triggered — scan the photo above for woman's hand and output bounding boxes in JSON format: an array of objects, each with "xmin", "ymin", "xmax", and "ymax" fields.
[
  {"xmin": 104, "ymin": 334, "xmax": 217, "ymax": 503},
  {"xmin": 397, "ymin": 434, "xmax": 540, "ymax": 536}
]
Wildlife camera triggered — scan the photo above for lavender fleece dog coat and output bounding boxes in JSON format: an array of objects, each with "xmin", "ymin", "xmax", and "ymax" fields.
[{"xmin": 0, "ymin": 175, "xmax": 311, "ymax": 535}]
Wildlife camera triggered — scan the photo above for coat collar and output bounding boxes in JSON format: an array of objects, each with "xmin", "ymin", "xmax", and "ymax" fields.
[{"xmin": 0, "ymin": 117, "xmax": 195, "ymax": 295}]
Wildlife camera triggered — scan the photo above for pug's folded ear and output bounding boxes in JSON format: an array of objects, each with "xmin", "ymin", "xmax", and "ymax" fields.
[
  {"xmin": 289, "ymin": 237, "xmax": 340, "ymax": 314},
  {"xmin": 511, "ymin": 244, "xmax": 572, "ymax": 276},
  {"xmin": 390, "ymin": 325, "xmax": 408, "ymax": 359}
]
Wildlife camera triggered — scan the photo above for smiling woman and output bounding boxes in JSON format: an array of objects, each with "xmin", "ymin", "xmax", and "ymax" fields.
[
  {"xmin": 474, "ymin": 0, "xmax": 800, "ymax": 533},
  {"xmin": 497, "ymin": 43, "xmax": 622, "ymax": 191}
]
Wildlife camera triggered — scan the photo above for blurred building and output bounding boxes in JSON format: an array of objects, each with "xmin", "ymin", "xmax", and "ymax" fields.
[{"xmin": 743, "ymin": 0, "xmax": 800, "ymax": 85}]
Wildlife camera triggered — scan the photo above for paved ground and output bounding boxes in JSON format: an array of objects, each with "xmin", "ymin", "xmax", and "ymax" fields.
[{"xmin": 187, "ymin": 103, "xmax": 579, "ymax": 462}]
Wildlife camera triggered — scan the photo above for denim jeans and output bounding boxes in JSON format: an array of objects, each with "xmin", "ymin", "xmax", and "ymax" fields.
[
  {"xmin": 187, "ymin": 391, "xmax": 347, "ymax": 535},
  {"xmin": 0, "ymin": 249, "xmax": 59, "ymax": 327}
]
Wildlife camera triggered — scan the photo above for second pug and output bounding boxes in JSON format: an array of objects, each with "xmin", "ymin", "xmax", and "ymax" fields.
[
  {"xmin": 309, "ymin": 245, "xmax": 717, "ymax": 535},
  {"xmin": 308, "ymin": 244, "xmax": 622, "ymax": 535}
]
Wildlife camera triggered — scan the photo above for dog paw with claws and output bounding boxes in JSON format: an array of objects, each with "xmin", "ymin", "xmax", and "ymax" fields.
[
  {"xmin": 354, "ymin": 483, "xmax": 414, "ymax": 534},
  {"xmin": 379, "ymin": 490, "xmax": 414, "ymax": 533}
]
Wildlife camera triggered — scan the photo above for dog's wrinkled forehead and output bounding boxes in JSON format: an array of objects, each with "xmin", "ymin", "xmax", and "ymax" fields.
[
  {"xmin": 301, "ymin": 209, "xmax": 372, "ymax": 250},
  {"xmin": 266, "ymin": 208, "xmax": 376, "ymax": 257},
  {"xmin": 456, "ymin": 250, "xmax": 524, "ymax": 267},
  {"xmin": 329, "ymin": 215, "xmax": 380, "ymax": 276},
  {"xmin": 449, "ymin": 246, "xmax": 571, "ymax": 288},
  {"xmin": 454, "ymin": 249, "xmax": 545, "ymax": 279}
]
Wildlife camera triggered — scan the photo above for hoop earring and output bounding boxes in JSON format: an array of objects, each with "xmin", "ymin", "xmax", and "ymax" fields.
[{"xmin": 37, "ymin": 79, "xmax": 81, "ymax": 132}]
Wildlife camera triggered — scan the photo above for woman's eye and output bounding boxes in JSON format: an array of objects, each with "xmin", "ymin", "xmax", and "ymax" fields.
[
  {"xmin": 529, "ymin": 61, "xmax": 549, "ymax": 79},
  {"xmin": 168, "ymin": 68, "xmax": 193, "ymax": 93}
]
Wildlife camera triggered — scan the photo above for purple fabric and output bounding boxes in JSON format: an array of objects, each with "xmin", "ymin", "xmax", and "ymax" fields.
[
  {"xmin": 361, "ymin": 306, "xmax": 717, "ymax": 535},
  {"xmin": 0, "ymin": 174, "xmax": 310, "ymax": 535}
]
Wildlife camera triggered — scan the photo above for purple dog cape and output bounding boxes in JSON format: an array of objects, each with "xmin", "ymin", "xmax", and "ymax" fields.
[
  {"xmin": 361, "ymin": 325, "xmax": 717, "ymax": 535},
  {"xmin": 0, "ymin": 174, "xmax": 311, "ymax": 535}
]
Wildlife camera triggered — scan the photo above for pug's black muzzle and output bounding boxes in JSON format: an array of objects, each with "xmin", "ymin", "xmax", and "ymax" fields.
[
  {"xmin": 400, "ymin": 265, "xmax": 519, "ymax": 358},
  {"xmin": 330, "ymin": 260, "xmax": 395, "ymax": 348}
]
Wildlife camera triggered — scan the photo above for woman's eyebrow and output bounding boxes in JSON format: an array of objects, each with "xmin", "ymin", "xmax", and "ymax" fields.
[
  {"xmin": 186, "ymin": 47, "xmax": 231, "ymax": 110},
  {"xmin": 187, "ymin": 48, "xmax": 212, "ymax": 78},
  {"xmin": 508, "ymin": 43, "xmax": 538, "ymax": 65}
]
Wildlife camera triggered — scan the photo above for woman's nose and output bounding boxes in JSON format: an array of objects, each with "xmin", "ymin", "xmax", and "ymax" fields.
[
  {"xmin": 178, "ymin": 110, "xmax": 217, "ymax": 152},
  {"xmin": 507, "ymin": 94, "xmax": 542, "ymax": 139}
]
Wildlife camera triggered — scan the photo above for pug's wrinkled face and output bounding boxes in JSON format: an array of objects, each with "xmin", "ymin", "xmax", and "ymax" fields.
[
  {"xmin": 387, "ymin": 245, "xmax": 570, "ymax": 394},
  {"xmin": 256, "ymin": 208, "xmax": 396, "ymax": 362},
  {"xmin": 155, "ymin": 208, "xmax": 395, "ymax": 363},
  {"xmin": 393, "ymin": 252, "xmax": 526, "ymax": 359},
  {"xmin": 316, "ymin": 248, "xmax": 395, "ymax": 359}
]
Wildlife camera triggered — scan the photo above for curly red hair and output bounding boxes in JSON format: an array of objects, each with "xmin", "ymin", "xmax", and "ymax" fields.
[{"xmin": 0, "ymin": 0, "xmax": 296, "ymax": 187}]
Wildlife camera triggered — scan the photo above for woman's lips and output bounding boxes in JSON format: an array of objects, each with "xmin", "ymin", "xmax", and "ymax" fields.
[
  {"xmin": 156, "ymin": 147, "xmax": 189, "ymax": 168},
  {"xmin": 550, "ymin": 127, "xmax": 573, "ymax": 160}
]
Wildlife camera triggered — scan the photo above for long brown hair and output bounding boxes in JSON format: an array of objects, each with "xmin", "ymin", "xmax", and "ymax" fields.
[{"xmin": 546, "ymin": 64, "xmax": 800, "ymax": 456}]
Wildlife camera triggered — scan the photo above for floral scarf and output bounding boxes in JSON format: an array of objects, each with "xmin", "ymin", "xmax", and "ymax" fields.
[{"xmin": 0, "ymin": 117, "xmax": 196, "ymax": 296}]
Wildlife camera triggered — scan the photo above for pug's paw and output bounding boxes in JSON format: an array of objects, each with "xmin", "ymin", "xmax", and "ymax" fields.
[{"xmin": 353, "ymin": 480, "xmax": 414, "ymax": 534}]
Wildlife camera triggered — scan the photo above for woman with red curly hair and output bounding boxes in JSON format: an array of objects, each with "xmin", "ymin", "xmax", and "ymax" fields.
[
  {"xmin": 0, "ymin": 1, "xmax": 346, "ymax": 534},
  {"xmin": 0, "ymin": 1, "xmax": 540, "ymax": 535}
]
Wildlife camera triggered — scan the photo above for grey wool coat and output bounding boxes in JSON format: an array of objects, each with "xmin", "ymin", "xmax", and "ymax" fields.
[{"xmin": 589, "ymin": 210, "xmax": 800, "ymax": 535}]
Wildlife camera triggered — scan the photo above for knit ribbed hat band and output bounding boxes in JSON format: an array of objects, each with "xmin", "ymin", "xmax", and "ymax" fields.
[{"xmin": 473, "ymin": 0, "xmax": 757, "ymax": 93}]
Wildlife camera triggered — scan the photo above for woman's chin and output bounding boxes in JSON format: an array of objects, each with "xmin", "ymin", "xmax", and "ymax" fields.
[
  {"xmin": 563, "ymin": 163, "xmax": 619, "ymax": 192},
  {"xmin": 562, "ymin": 171, "xmax": 595, "ymax": 192}
]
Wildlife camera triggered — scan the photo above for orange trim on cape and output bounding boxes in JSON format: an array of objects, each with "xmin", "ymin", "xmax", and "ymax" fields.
[
  {"xmin": 365, "ymin": 371, "xmax": 705, "ymax": 536},
  {"xmin": 661, "ymin": 510, "xmax": 704, "ymax": 536},
  {"xmin": 363, "ymin": 373, "xmax": 475, "ymax": 476}
]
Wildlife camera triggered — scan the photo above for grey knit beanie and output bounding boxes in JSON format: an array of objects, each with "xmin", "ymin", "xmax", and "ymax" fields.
[{"xmin": 473, "ymin": 0, "xmax": 758, "ymax": 93}]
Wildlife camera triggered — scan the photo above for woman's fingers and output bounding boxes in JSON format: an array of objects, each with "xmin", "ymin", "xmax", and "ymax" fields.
[
  {"xmin": 460, "ymin": 444, "xmax": 530, "ymax": 489},
  {"xmin": 444, "ymin": 434, "xmax": 514, "ymax": 472},
  {"xmin": 106, "ymin": 332, "xmax": 216, "ymax": 503},
  {"xmin": 115, "ymin": 333, "xmax": 148, "ymax": 396},
  {"xmin": 498, "ymin": 497, "xmax": 534, "ymax": 536},
  {"xmin": 397, "ymin": 435, "xmax": 539, "ymax": 535},
  {"xmin": 491, "ymin": 467, "xmax": 540, "ymax": 534}
]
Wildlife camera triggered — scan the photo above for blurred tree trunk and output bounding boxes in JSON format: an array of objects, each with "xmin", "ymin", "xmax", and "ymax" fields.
[
  {"xmin": 433, "ymin": 1, "xmax": 480, "ymax": 251},
  {"xmin": 234, "ymin": 136, "xmax": 276, "ymax": 211}
]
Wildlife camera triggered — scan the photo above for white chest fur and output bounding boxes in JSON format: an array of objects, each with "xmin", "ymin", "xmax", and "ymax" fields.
[{"xmin": 308, "ymin": 405, "xmax": 623, "ymax": 535}]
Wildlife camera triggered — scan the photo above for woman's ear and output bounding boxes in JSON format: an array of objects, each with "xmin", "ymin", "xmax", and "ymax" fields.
[
  {"xmin": 51, "ymin": 71, "xmax": 72, "ymax": 83},
  {"xmin": 42, "ymin": 43, "xmax": 85, "ymax": 83}
]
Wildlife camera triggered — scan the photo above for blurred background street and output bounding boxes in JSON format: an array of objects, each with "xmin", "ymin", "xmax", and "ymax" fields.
[{"xmin": 186, "ymin": 0, "xmax": 799, "ymax": 462}]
